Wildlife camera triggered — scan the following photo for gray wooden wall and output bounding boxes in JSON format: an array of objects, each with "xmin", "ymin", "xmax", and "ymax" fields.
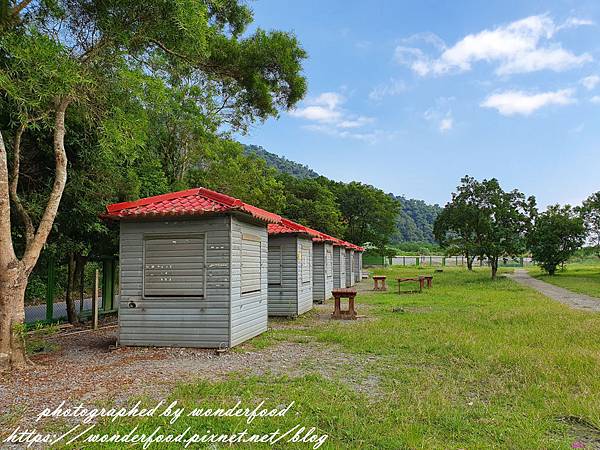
[
  {"xmin": 333, "ymin": 246, "xmax": 346, "ymax": 289},
  {"xmin": 267, "ymin": 234, "xmax": 313, "ymax": 316},
  {"xmin": 353, "ymin": 252, "xmax": 362, "ymax": 283},
  {"xmin": 312, "ymin": 242, "xmax": 334, "ymax": 302},
  {"xmin": 118, "ymin": 215, "xmax": 268, "ymax": 349},
  {"xmin": 229, "ymin": 217, "xmax": 268, "ymax": 347},
  {"xmin": 297, "ymin": 236, "xmax": 313, "ymax": 315},
  {"xmin": 345, "ymin": 249, "xmax": 355, "ymax": 287}
]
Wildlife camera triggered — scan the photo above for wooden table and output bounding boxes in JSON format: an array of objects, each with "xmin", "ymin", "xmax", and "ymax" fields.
[
  {"xmin": 422, "ymin": 275, "xmax": 433, "ymax": 288},
  {"xmin": 331, "ymin": 288, "xmax": 357, "ymax": 320},
  {"xmin": 373, "ymin": 275, "xmax": 387, "ymax": 291},
  {"xmin": 396, "ymin": 277, "xmax": 424, "ymax": 294}
]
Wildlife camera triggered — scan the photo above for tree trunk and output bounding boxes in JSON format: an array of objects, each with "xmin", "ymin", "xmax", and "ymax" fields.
[
  {"xmin": 65, "ymin": 252, "xmax": 78, "ymax": 324},
  {"xmin": 465, "ymin": 253, "xmax": 473, "ymax": 270},
  {"xmin": 0, "ymin": 98, "xmax": 71, "ymax": 371},
  {"xmin": 491, "ymin": 257, "xmax": 499, "ymax": 280},
  {"xmin": 77, "ymin": 254, "xmax": 87, "ymax": 314},
  {"xmin": 0, "ymin": 265, "xmax": 31, "ymax": 370}
]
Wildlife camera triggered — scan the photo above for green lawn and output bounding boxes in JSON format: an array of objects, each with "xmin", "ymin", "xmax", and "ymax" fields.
[
  {"xmin": 529, "ymin": 263, "xmax": 600, "ymax": 298},
  {"xmin": 58, "ymin": 267, "xmax": 600, "ymax": 449}
]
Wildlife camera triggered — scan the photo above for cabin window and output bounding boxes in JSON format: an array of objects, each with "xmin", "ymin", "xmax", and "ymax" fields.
[
  {"xmin": 301, "ymin": 242, "xmax": 311, "ymax": 283},
  {"xmin": 143, "ymin": 234, "xmax": 206, "ymax": 297},
  {"xmin": 241, "ymin": 233, "xmax": 261, "ymax": 294},
  {"xmin": 268, "ymin": 245, "xmax": 282, "ymax": 286}
]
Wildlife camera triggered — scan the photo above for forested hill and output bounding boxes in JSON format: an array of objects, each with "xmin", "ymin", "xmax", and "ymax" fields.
[
  {"xmin": 244, "ymin": 145, "xmax": 320, "ymax": 179},
  {"xmin": 243, "ymin": 144, "xmax": 441, "ymax": 243},
  {"xmin": 392, "ymin": 196, "xmax": 442, "ymax": 243}
]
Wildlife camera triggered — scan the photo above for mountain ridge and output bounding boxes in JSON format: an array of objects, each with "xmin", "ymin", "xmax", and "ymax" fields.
[{"xmin": 243, "ymin": 144, "xmax": 441, "ymax": 243}]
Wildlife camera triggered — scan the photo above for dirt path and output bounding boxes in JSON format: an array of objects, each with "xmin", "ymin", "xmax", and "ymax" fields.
[
  {"xmin": 1, "ymin": 302, "xmax": 382, "ymax": 426},
  {"xmin": 509, "ymin": 269, "xmax": 600, "ymax": 312}
]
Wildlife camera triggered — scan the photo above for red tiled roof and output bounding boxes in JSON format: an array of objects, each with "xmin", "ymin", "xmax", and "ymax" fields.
[
  {"xmin": 103, "ymin": 187, "xmax": 364, "ymax": 250},
  {"xmin": 103, "ymin": 188, "xmax": 282, "ymax": 223},
  {"xmin": 268, "ymin": 218, "xmax": 320, "ymax": 238}
]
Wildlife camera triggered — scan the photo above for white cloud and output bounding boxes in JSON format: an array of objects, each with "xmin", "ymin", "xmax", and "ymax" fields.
[
  {"xmin": 591, "ymin": 95, "xmax": 600, "ymax": 104},
  {"xmin": 480, "ymin": 89, "xmax": 575, "ymax": 116},
  {"xmin": 290, "ymin": 92, "xmax": 381, "ymax": 141},
  {"xmin": 423, "ymin": 101, "xmax": 454, "ymax": 133},
  {"xmin": 581, "ymin": 75, "xmax": 600, "ymax": 90},
  {"xmin": 396, "ymin": 14, "xmax": 592, "ymax": 76},
  {"xmin": 439, "ymin": 115, "xmax": 453, "ymax": 132},
  {"xmin": 369, "ymin": 79, "xmax": 407, "ymax": 101}
]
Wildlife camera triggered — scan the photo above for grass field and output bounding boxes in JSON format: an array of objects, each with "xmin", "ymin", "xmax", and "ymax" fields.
[
  {"xmin": 52, "ymin": 267, "xmax": 600, "ymax": 449},
  {"xmin": 529, "ymin": 263, "xmax": 600, "ymax": 299}
]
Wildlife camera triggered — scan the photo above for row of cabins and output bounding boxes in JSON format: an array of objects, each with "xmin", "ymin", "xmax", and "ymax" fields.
[{"xmin": 103, "ymin": 188, "xmax": 364, "ymax": 349}]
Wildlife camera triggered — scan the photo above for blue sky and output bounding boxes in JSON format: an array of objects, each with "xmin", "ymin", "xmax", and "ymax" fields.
[{"xmin": 240, "ymin": 0, "xmax": 600, "ymax": 208}]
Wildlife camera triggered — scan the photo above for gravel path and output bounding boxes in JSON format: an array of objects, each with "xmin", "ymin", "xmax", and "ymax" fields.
[
  {"xmin": 1, "ymin": 303, "xmax": 382, "ymax": 426},
  {"xmin": 509, "ymin": 269, "xmax": 600, "ymax": 312}
]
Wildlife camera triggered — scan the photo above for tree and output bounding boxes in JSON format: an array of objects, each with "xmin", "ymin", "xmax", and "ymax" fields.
[
  {"xmin": 333, "ymin": 181, "xmax": 401, "ymax": 248},
  {"xmin": 580, "ymin": 192, "xmax": 600, "ymax": 259},
  {"xmin": 279, "ymin": 175, "xmax": 345, "ymax": 237},
  {"xmin": 527, "ymin": 205, "xmax": 585, "ymax": 275},
  {"xmin": 433, "ymin": 197, "xmax": 481, "ymax": 270},
  {"xmin": 188, "ymin": 139, "xmax": 286, "ymax": 212},
  {"xmin": 0, "ymin": 0, "xmax": 307, "ymax": 370},
  {"xmin": 435, "ymin": 176, "xmax": 535, "ymax": 279}
]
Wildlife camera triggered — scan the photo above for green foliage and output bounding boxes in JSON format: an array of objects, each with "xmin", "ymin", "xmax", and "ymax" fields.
[
  {"xmin": 244, "ymin": 144, "xmax": 320, "ymax": 179},
  {"xmin": 527, "ymin": 205, "xmax": 586, "ymax": 275},
  {"xmin": 1, "ymin": 0, "xmax": 307, "ymax": 283},
  {"xmin": 333, "ymin": 181, "xmax": 402, "ymax": 248},
  {"xmin": 278, "ymin": 174, "xmax": 345, "ymax": 236},
  {"xmin": 435, "ymin": 176, "xmax": 536, "ymax": 277},
  {"xmin": 188, "ymin": 140, "xmax": 286, "ymax": 212},
  {"xmin": 392, "ymin": 196, "xmax": 442, "ymax": 243},
  {"xmin": 580, "ymin": 191, "xmax": 600, "ymax": 258}
]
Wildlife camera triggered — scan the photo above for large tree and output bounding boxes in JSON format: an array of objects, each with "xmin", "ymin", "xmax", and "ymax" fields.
[
  {"xmin": 188, "ymin": 139, "xmax": 286, "ymax": 213},
  {"xmin": 333, "ymin": 181, "xmax": 401, "ymax": 248},
  {"xmin": 0, "ymin": 0, "xmax": 306, "ymax": 370},
  {"xmin": 435, "ymin": 176, "xmax": 535, "ymax": 279},
  {"xmin": 527, "ymin": 205, "xmax": 585, "ymax": 275},
  {"xmin": 433, "ymin": 195, "xmax": 482, "ymax": 270},
  {"xmin": 580, "ymin": 192, "xmax": 600, "ymax": 259},
  {"xmin": 279, "ymin": 175, "xmax": 345, "ymax": 237}
]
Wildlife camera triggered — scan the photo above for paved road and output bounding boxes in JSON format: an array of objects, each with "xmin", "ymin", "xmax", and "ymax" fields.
[
  {"xmin": 509, "ymin": 269, "xmax": 600, "ymax": 312},
  {"xmin": 25, "ymin": 297, "xmax": 102, "ymax": 323}
]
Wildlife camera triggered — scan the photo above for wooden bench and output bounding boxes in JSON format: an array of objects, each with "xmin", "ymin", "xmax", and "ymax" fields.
[
  {"xmin": 373, "ymin": 275, "xmax": 387, "ymax": 291},
  {"xmin": 396, "ymin": 277, "xmax": 424, "ymax": 294},
  {"xmin": 331, "ymin": 288, "xmax": 357, "ymax": 320}
]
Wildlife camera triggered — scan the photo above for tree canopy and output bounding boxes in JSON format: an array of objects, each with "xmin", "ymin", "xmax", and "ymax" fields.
[
  {"xmin": 434, "ymin": 176, "xmax": 536, "ymax": 278},
  {"xmin": 527, "ymin": 205, "xmax": 586, "ymax": 275},
  {"xmin": 0, "ymin": 0, "xmax": 308, "ymax": 369}
]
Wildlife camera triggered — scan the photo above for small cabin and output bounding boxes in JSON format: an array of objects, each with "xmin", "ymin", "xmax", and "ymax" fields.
[
  {"xmin": 103, "ymin": 188, "xmax": 281, "ymax": 349},
  {"xmin": 267, "ymin": 219, "xmax": 315, "ymax": 317},
  {"xmin": 345, "ymin": 248, "xmax": 355, "ymax": 287},
  {"xmin": 353, "ymin": 250, "xmax": 363, "ymax": 283},
  {"xmin": 312, "ymin": 235, "xmax": 335, "ymax": 303},
  {"xmin": 333, "ymin": 244, "xmax": 346, "ymax": 289}
]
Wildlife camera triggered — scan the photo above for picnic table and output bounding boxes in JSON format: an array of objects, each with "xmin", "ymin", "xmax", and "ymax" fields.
[
  {"xmin": 422, "ymin": 275, "xmax": 433, "ymax": 288},
  {"xmin": 331, "ymin": 288, "xmax": 357, "ymax": 320},
  {"xmin": 373, "ymin": 275, "xmax": 387, "ymax": 291},
  {"xmin": 396, "ymin": 275, "xmax": 434, "ymax": 294},
  {"xmin": 397, "ymin": 277, "xmax": 424, "ymax": 294}
]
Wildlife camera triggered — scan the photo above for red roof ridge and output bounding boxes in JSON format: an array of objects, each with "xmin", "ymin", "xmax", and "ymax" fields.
[
  {"xmin": 106, "ymin": 188, "xmax": 202, "ymax": 214},
  {"xmin": 196, "ymin": 187, "xmax": 243, "ymax": 207}
]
